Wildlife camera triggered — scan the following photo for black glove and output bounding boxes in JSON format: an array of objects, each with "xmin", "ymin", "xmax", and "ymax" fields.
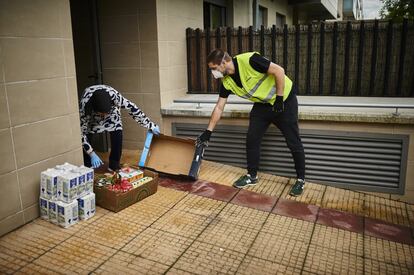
[
  {"xmin": 273, "ymin": 95, "xmax": 284, "ymax": 113},
  {"xmin": 196, "ymin": 130, "xmax": 212, "ymax": 146}
]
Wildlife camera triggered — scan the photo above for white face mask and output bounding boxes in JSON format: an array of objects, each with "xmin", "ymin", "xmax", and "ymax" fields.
[{"xmin": 211, "ymin": 69, "xmax": 224, "ymax": 79}]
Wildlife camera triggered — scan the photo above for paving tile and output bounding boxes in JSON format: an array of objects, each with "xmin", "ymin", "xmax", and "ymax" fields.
[
  {"xmin": 216, "ymin": 203, "xmax": 269, "ymax": 229},
  {"xmin": 236, "ymin": 255, "xmax": 301, "ymax": 275},
  {"xmin": 364, "ymin": 258, "xmax": 413, "ymax": 274},
  {"xmin": 364, "ymin": 236, "xmax": 414, "ymax": 269},
  {"xmin": 365, "ymin": 217, "xmax": 414, "ymax": 245},
  {"xmin": 159, "ymin": 177, "xmax": 195, "ymax": 192},
  {"xmin": 122, "ymin": 227, "xmax": 193, "ymax": 266},
  {"xmin": 33, "ymin": 236, "xmax": 116, "ymax": 274},
  {"xmin": 317, "ymin": 208, "xmax": 364, "ymax": 233},
  {"xmin": 230, "ymin": 189, "xmax": 278, "ymax": 212},
  {"xmin": 272, "ymin": 198, "xmax": 319, "ymax": 223},
  {"xmin": 172, "ymin": 193, "xmax": 226, "ymax": 218},
  {"xmin": 190, "ymin": 180, "xmax": 239, "ymax": 202},
  {"xmin": 151, "ymin": 210, "xmax": 213, "ymax": 240},
  {"xmin": 138, "ymin": 186, "xmax": 187, "ymax": 209},
  {"xmin": 261, "ymin": 214, "xmax": 314, "ymax": 243},
  {"xmin": 0, "ymin": 222, "xmax": 70, "ymax": 270},
  {"xmin": 365, "ymin": 194, "xmax": 411, "ymax": 226},
  {"xmin": 172, "ymin": 241, "xmax": 244, "ymax": 275},
  {"xmin": 311, "ymin": 224, "xmax": 363, "ymax": 256},
  {"xmin": 248, "ymin": 231, "xmax": 309, "ymax": 268},
  {"xmin": 322, "ymin": 186, "xmax": 365, "ymax": 216},
  {"xmin": 93, "ymin": 251, "xmax": 169, "ymax": 274},
  {"xmin": 15, "ymin": 263, "xmax": 61, "ymax": 274},
  {"xmin": 407, "ymin": 204, "xmax": 414, "ymax": 228},
  {"xmin": 303, "ymin": 244, "xmax": 364, "ymax": 274},
  {"xmin": 197, "ymin": 219, "xmax": 260, "ymax": 254},
  {"xmin": 282, "ymin": 180, "xmax": 326, "ymax": 206},
  {"xmin": 74, "ymin": 212, "xmax": 147, "ymax": 249},
  {"xmin": 165, "ymin": 268, "xmax": 195, "ymax": 275},
  {"xmin": 248, "ymin": 173, "xmax": 289, "ymax": 197},
  {"xmin": 116, "ymin": 200, "xmax": 170, "ymax": 227}
]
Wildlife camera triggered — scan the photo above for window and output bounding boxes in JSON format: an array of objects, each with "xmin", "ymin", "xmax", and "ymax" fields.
[
  {"xmin": 258, "ymin": 6, "xmax": 268, "ymax": 27},
  {"xmin": 203, "ymin": 2, "xmax": 226, "ymax": 29},
  {"xmin": 276, "ymin": 12, "xmax": 286, "ymax": 29}
]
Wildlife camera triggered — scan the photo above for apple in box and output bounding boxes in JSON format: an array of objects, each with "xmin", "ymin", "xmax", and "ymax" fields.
[{"xmin": 118, "ymin": 167, "xmax": 143, "ymax": 183}]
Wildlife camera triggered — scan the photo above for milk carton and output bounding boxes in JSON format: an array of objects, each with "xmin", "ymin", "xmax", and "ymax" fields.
[
  {"xmin": 40, "ymin": 169, "xmax": 60, "ymax": 199},
  {"xmin": 76, "ymin": 172, "xmax": 86, "ymax": 197},
  {"xmin": 48, "ymin": 200, "xmax": 58, "ymax": 224},
  {"xmin": 55, "ymin": 162, "xmax": 78, "ymax": 172},
  {"xmin": 57, "ymin": 200, "xmax": 78, "ymax": 228},
  {"xmin": 76, "ymin": 166, "xmax": 94, "ymax": 194},
  {"xmin": 57, "ymin": 172, "xmax": 78, "ymax": 203},
  {"xmin": 78, "ymin": 193, "xmax": 96, "ymax": 220},
  {"xmin": 39, "ymin": 197, "xmax": 49, "ymax": 220}
]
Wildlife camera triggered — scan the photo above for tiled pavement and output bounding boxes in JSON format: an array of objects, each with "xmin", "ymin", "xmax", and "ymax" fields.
[{"xmin": 1, "ymin": 158, "xmax": 413, "ymax": 274}]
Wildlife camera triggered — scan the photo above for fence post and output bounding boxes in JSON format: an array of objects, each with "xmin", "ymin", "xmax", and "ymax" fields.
[
  {"xmin": 283, "ymin": 24, "xmax": 288, "ymax": 70},
  {"xmin": 238, "ymin": 26, "xmax": 243, "ymax": 54},
  {"xmin": 356, "ymin": 21, "xmax": 365, "ymax": 96},
  {"xmin": 260, "ymin": 25, "xmax": 265, "ymax": 55},
  {"xmin": 383, "ymin": 20, "xmax": 393, "ymax": 96},
  {"xmin": 295, "ymin": 24, "xmax": 300, "ymax": 85},
  {"xmin": 206, "ymin": 28, "xmax": 211, "ymax": 93},
  {"xmin": 216, "ymin": 27, "xmax": 221, "ymax": 48},
  {"xmin": 330, "ymin": 22, "xmax": 338, "ymax": 95},
  {"xmin": 195, "ymin": 28, "xmax": 201, "ymax": 91},
  {"xmin": 319, "ymin": 22, "xmax": 325, "ymax": 95},
  {"xmin": 369, "ymin": 20, "xmax": 378, "ymax": 96},
  {"xmin": 397, "ymin": 18, "xmax": 408, "ymax": 96},
  {"xmin": 226, "ymin": 27, "xmax": 232, "ymax": 56},
  {"xmin": 271, "ymin": 25, "xmax": 276, "ymax": 63},
  {"xmin": 343, "ymin": 21, "xmax": 351, "ymax": 96},
  {"xmin": 306, "ymin": 23, "xmax": 312, "ymax": 95},
  {"xmin": 248, "ymin": 26, "xmax": 254, "ymax": 51},
  {"xmin": 186, "ymin": 28, "xmax": 192, "ymax": 92}
]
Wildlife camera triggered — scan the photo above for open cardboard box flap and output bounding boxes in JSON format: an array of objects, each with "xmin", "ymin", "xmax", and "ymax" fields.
[{"xmin": 139, "ymin": 133, "xmax": 199, "ymax": 180}]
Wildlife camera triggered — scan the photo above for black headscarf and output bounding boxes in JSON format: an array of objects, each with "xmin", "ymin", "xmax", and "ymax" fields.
[{"xmin": 85, "ymin": 89, "xmax": 112, "ymax": 115}]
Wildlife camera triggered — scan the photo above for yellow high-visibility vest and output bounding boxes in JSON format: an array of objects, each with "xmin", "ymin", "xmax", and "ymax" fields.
[{"xmin": 222, "ymin": 52, "xmax": 292, "ymax": 104}]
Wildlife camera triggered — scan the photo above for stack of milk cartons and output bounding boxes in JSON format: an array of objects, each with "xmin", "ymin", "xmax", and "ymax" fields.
[{"xmin": 39, "ymin": 163, "xmax": 96, "ymax": 228}]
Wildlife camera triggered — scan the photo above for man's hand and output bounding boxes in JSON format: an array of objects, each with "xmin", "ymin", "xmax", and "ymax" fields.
[
  {"xmin": 90, "ymin": 152, "xmax": 104, "ymax": 168},
  {"xmin": 151, "ymin": 125, "xmax": 160, "ymax": 135},
  {"xmin": 273, "ymin": 96, "xmax": 284, "ymax": 113},
  {"xmin": 196, "ymin": 130, "xmax": 212, "ymax": 146}
]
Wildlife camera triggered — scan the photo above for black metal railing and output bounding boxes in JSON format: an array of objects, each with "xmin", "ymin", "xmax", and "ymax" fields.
[{"xmin": 186, "ymin": 19, "xmax": 414, "ymax": 97}]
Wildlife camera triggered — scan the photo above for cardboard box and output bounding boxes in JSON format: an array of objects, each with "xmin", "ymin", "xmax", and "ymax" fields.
[
  {"xmin": 94, "ymin": 169, "xmax": 158, "ymax": 213},
  {"xmin": 139, "ymin": 133, "xmax": 204, "ymax": 180}
]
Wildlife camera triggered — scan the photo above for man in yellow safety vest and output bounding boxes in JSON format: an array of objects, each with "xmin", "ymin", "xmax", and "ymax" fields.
[{"xmin": 196, "ymin": 49, "xmax": 306, "ymax": 196}]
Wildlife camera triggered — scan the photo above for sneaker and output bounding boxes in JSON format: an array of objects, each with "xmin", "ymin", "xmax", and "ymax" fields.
[
  {"xmin": 233, "ymin": 174, "xmax": 258, "ymax": 189},
  {"xmin": 289, "ymin": 179, "xmax": 305, "ymax": 196}
]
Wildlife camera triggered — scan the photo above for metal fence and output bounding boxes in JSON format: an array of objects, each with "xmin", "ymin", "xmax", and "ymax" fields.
[{"xmin": 186, "ymin": 19, "xmax": 414, "ymax": 97}]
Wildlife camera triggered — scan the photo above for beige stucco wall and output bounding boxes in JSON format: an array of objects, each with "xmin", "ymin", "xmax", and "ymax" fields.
[
  {"xmin": 157, "ymin": 0, "xmax": 203, "ymax": 109},
  {"xmin": 0, "ymin": 0, "xmax": 83, "ymax": 236},
  {"xmin": 258, "ymin": 0, "xmax": 294, "ymax": 26},
  {"xmin": 99, "ymin": 0, "xmax": 163, "ymax": 149},
  {"xmin": 161, "ymin": 115, "xmax": 414, "ymax": 203}
]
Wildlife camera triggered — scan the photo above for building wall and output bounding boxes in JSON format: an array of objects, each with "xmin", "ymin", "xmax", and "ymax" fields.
[
  {"xmin": 233, "ymin": 0, "xmax": 293, "ymax": 27},
  {"xmin": 99, "ymin": 0, "xmax": 163, "ymax": 149},
  {"xmin": 0, "ymin": 0, "xmax": 83, "ymax": 236},
  {"xmin": 162, "ymin": 115, "xmax": 414, "ymax": 204},
  {"xmin": 157, "ymin": 0, "xmax": 203, "ymax": 108},
  {"xmin": 258, "ymin": 0, "xmax": 294, "ymax": 26},
  {"xmin": 233, "ymin": 0, "xmax": 253, "ymax": 27}
]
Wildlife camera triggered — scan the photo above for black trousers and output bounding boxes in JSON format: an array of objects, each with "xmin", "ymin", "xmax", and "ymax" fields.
[
  {"xmin": 83, "ymin": 130, "xmax": 123, "ymax": 170},
  {"xmin": 246, "ymin": 90, "xmax": 305, "ymax": 179}
]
